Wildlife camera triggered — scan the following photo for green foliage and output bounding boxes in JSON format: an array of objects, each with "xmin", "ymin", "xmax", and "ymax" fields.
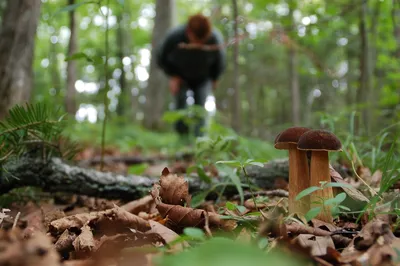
[
  {"xmin": 296, "ymin": 182, "xmax": 353, "ymax": 221},
  {"xmin": 0, "ymin": 103, "xmax": 78, "ymax": 164},
  {"xmin": 156, "ymin": 237, "xmax": 308, "ymax": 266},
  {"xmin": 128, "ymin": 163, "xmax": 149, "ymax": 175}
]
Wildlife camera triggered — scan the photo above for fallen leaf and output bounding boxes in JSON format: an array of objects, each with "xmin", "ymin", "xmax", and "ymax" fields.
[
  {"xmin": 49, "ymin": 207, "xmax": 150, "ymax": 236},
  {"xmin": 293, "ymin": 234, "xmax": 335, "ymax": 257},
  {"xmin": 54, "ymin": 229, "xmax": 77, "ymax": 253},
  {"xmin": 88, "ymin": 207, "xmax": 151, "ymax": 235},
  {"xmin": 151, "ymin": 184, "xmax": 236, "ymax": 232},
  {"xmin": 121, "ymin": 195, "xmax": 154, "ymax": 214},
  {"xmin": 73, "ymin": 225, "xmax": 96, "ymax": 253},
  {"xmin": 148, "ymin": 220, "xmax": 186, "ymax": 249},
  {"xmin": 330, "ymin": 166, "xmax": 369, "ymax": 202},
  {"xmin": 0, "ymin": 229, "xmax": 61, "ymax": 266},
  {"xmin": 158, "ymin": 168, "xmax": 191, "ymax": 206}
]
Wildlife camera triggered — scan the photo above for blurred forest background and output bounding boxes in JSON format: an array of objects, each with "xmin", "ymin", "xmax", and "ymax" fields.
[{"xmin": 0, "ymin": 0, "xmax": 399, "ymax": 150}]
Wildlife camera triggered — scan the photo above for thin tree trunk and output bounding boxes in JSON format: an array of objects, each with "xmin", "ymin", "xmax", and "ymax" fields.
[
  {"xmin": 231, "ymin": 0, "xmax": 241, "ymax": 132},
  {"xmin": 116, "ymin": 12, "xmax": 126, "ymax": 116},
  {"xmin": 288, "ymin": 3, "xmax": 300, "ymax": 126},
  {"xmin": 0, "ymin": 0, "xmax": 41, "ymax": 119},
  {"xmin": 289, "ymin": 48, "xmax": 300, "ymax": 126},
  {"xmin": 356, "ymin": 0, "xmax": 371, "ymax": 135},
  {"xmin": 144, "ymin": 0, "xmax": 175, "ymax": 129},
  {"xmin": 65, "ymin": 0, "xmax": 78, "ymax": 115}
]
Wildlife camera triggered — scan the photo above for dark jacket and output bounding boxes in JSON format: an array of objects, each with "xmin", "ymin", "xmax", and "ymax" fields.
[{"xmin": 156, "ymin": 24, "xmax": 226, "ymax": 84}]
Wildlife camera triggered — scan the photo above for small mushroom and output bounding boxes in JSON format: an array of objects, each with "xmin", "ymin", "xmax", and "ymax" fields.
[
  {"xmin": 297, "ymin": 129, "xmax": 342, "ymax": 222},
  {"xmin": 275, "ymin": 127, "xmax": 312, "ymax": 216}
]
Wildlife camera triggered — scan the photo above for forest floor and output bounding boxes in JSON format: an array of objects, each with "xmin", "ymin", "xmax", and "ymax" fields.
[{"xmin": 0, "ymin": 133, "xmax": 399, "ymax": 266}]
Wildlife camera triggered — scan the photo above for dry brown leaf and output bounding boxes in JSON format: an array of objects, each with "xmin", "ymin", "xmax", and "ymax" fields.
[
  {"xmin": 73, "ymin": 225, "xmax": 96, "ymax": 253},
  {"xmin": 148, "ymin": 220, "xmax": 186, "ymax": 250},
  {"xmin": 151, "ymin": 185, "xmax": 236, "ymax": 231},
  {"xmin": 311, "ymin": 219, "xmax": 340, "ymax": 232},
  {"xmin": 54, "ymin": 229, "xmax": 77, "ymax": 253},
  {"xmin": 340, "ymin": 219, "xmax": 400, "ymax": 266},
  {"xmin": 49, "ymin": 207, "xmax": 150, "ymax": 236},
  {"xmin": 293, "ymin": 234, "xmax": 335, "ymax": 257},
  {"xmin": 0, "ymin": 229, "xmax": 61, "ymax": 266},
  {"xmin": 158, "ymin": 167, "xmax": 191, "ymax": 206},
  {"xmin": 49, "ymin": 212, "xmax": 96, "ymax": 235},
  {"xmin": 157, "ymin": 202, "xmax": 236, "ymax": 231},
  {"xmin": 88, "ymin": 207, "xmax": 151, "ymax": 235},
  {"xmin": 330, "ymin": 166, "xmax": 369, "ymax": 203},
  {"xmin": 121, "ymin": 195, "xmax": 154, "ymax": 214}
]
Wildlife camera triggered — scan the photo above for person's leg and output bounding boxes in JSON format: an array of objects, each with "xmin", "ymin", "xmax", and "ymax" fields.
[
  {"xmin": 175, "ymin": 82, "xmax": 189, "ymax": 136},
  {"xmin": 193, "ymin": 79, "xmax": 212, "ymax": 137}
]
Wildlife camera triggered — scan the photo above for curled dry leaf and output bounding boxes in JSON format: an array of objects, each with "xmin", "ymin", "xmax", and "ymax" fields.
[
  {"xmin": 121, "ymin": 195, "xmax": 154, "ymax": 215},
  {"xmin": 88, "ymin": 207, "xmax": 151, "ymax": 235},
  {"xmin": 157, "ymin": 202, "xmax": 236, "ymax": 231},
  {"xmin": 55, "ymin": 229, "xmax": 77, "ymax": 253},
  {"xmin": 151, "ymin": 184, "xmax": 236, "ymax": 231},
  {"xmin": 73, "ymin": 225, "xmax": 96, "ymax": 254},
  {"xmin": 158, "ymin": 167, "xmax": 191, "ymax": 206},
  {"xmin": 292, "ymin": 234, "xmax": 335, "ymax": 257},
  {"xmin": 49, "ymin": 207, "xmax": 150, "ymax": 236},
  {"xmin": 0, "ymin": 229, "xmax": 61, "ymax": 266},
  {"xmin": 340, "ymin": 219, "xmax": 400, "ymax": 266}
]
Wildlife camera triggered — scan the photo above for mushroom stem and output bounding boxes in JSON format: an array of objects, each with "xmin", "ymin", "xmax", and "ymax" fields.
[
  {"xmin": 310, "ymin": 151, "xmax": 333, "ymax": 222},
  {"xmin": 288, "ymin": 144, "xmax": 310, "ymax": 216}
]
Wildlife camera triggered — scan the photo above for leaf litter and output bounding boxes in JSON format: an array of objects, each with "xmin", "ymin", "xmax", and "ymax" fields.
[{"xmin": 0, "ymin": 152, "xmax": 399, "ymax": 266}]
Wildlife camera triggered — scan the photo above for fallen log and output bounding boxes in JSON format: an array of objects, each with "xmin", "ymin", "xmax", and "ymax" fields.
[
  {"xmin": 77, "ymin": 155, "xmax": 156, "ymax": 167},
  {"xmin": 0, "ymin": 154, "xmax": 349, "ymax": 201}
]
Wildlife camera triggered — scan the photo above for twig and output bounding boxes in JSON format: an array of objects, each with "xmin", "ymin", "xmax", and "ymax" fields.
[
  {"xmin": 351, "ymin": 161, "xmax": 381, "ymax": 199},
  {"xmin": 232, "ymin": 189, "xmax": 288, "ymax": 201},
  {"xmin": 12, "ymin": 212, "xmax": 20, "ymax": 230},
  {"xmin": 204, "ymin": 212, "xmax": 212, "ymax": 237}
]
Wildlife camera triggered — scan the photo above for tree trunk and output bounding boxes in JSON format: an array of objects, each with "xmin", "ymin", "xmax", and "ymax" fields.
[
  {"xmin": 116, "ymin": 12, "xmax": 127, "ymax": 116},
  {"xmin": 289, "ymin": 48, "xmax": 300, "ymax": 126},
  {"xmin": 231, "ymin": 0, "xmax": 241, "ymax": 133},
  {"xmin": 288, "ymin": 3, "xmax": 300, "ymax": 126},
  {"xmin": 65, "ymin": 0, "xmax": 78, "ymax": 115},
  {"xmin": 0, "ymin": 0, "xmax": 41, "ymax": 119},
  {"xmin": 356, "ymin": 0, "xmax": 371, "ymax": 135},
  {"xmin": 143, "ymin": 0, "xmax": 175, "ymax": 129}
]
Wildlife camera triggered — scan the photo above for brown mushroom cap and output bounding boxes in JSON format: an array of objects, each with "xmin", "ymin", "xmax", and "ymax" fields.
[
  {"xmin": 274, "ymin": 127, "xmax": 312, "ymax": 150},
  {"xmin": 297, "ymin": 130, "xmax": 342, "ymax": 151}
]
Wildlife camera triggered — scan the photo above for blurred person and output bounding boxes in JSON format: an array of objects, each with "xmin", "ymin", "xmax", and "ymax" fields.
[{"xmin": 157, "ymin": 13, "xmax": 226, "ymax": 137}]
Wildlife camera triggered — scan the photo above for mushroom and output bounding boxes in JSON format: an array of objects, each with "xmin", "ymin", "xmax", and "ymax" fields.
[
  {"xmin": 297, "ymin": 129, "xmax": 342, "ymax": 222},
  {"xmin": 274, "ymin": 127, "xmax": 312, "ymax": 216}
]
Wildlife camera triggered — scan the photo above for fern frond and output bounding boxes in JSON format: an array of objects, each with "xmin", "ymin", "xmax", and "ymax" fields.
[{"xmin": 0, "ymin": 103, "xmax": 78, "ymax": 164}]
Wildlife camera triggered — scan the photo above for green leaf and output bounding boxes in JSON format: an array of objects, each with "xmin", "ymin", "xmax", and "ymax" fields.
[
  {"xmin": 305, "ymin": 207, "xmax": 321, "ymax": 221},
  {"xmin": 216, "ymin": 160, "xmax": 242, "ymax": 168},
  {"xmin": 257, "ymin": 237, "xmax": 269, "ymax": 250},
  {"xmin": 324, "ymin": 192, "xmax": 347, "ymax": 206},
  {"xmin": 323, "ymin": 182, "xmax": 354, "ymax": 189},
  {"xmin": 197, "ymin": 165, "xmax": 212, "ymax": 184},
  {"xmin": 218, "ymin": 165, "xmax": 244, "ymax": 205},
  {"xmin": 244, "ymin": 159, "xmax": 265, "ymax": 168},
  {"xmin": 226, "ymin": 201, "xmax": 236, "ymax": 211},
  {"xmin": 183, "ymin": 227, "xmax": 205, "ymax": 240},
  {"xmin": 128, "ymin": 163, "xmax": 148, "ymax": 175},
  {"xmin": 191, "ymin": 191, "xmax": 209, "ymax": 208},
  {"xmin": 295, "ymin": 186, "xmax": 321, "ymax": 201},
  {"xmin": 236, "ymin": 205, "xmax": 247, "ymax": 214}
]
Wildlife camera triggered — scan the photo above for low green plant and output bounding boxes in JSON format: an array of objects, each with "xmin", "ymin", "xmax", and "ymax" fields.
[{"xmin": 295, "ymin": 181, "xmax": 353, "ymax": 221}]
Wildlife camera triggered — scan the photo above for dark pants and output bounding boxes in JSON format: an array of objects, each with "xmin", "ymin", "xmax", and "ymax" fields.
[{"xmin": 175, "ymin": 79, "xmax": 212, "ymax": 137}]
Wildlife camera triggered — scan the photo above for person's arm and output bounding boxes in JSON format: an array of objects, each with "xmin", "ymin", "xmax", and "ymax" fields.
[
  {"xmin": 209, "ymin": 29, "xmax": 226, "ymax": 88},
  {"xmin": 156, "ymin": 27, "xmax": 181, "ymax": 77}
]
